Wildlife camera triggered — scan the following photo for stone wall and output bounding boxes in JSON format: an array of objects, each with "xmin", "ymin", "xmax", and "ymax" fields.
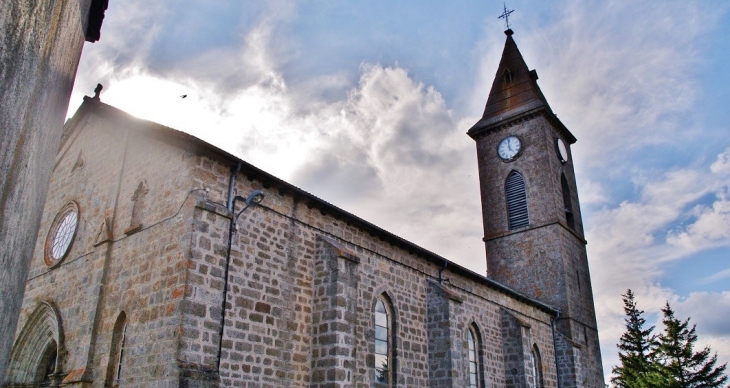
[
  {"xmin": 473, "ymin": 111, "xmax": 604, "ymax": 384},
  {"xmin": 181, "ymin": 148, "xmax": 564, "ymax": 387},
  {"xmin": 310, "ymin": 237, "xmax": 360, "ymax": 387},
  {"xmin": 7, "ymin": 103, "xmax": 590, "ymax": 387},
  {"xmin": 0, "ymin": 0, "xmax": 94, "ymax": 377},
  {"xmin": 7, "ymin": 104, "xmax": 201, "ymax": 387},
  {"xmin": 475, "ymin": 115, "xmax": 585, "ymax": 240},
  {"xmin": 426, "ymin": 279, "xmax": 465, "ymax": 388}
]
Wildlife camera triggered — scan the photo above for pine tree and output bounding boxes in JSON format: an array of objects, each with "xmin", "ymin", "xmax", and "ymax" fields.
[
  {"xmin": 611, "ymin": 289, "xmax": 658, "ymax": 388},
  {"xmin": 655, "ymin": 302, "xmax": 728, "ymax": 387}
]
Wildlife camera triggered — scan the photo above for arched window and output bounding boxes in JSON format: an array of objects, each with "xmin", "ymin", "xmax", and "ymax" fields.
[
  {"xmin": 105, "ymin": 312, "xmax": 128, "ymax": 387},
  {"xmin": 561, "ymin": 174, "xmax": 575, "ymax": 230},
  {"xmin": 506, "ymin": 171, "xmax": 529, "ymax": 229},
  {"xmin": 531, "ymin": 344, "xmax": 544, "ymax": 388},
  {"xmin": 467, "ymin": 324, "xmax": 484, "ymax": 388},
  {"xmin": 374, "ymin": 295, "xmax": 394, "ymax": 384}
]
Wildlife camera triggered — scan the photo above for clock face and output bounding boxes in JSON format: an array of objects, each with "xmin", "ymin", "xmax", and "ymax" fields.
[
  {"xmin": 555, "ymin": 138, "xmax": 568, "ymax": 163},
  {"xmin": 497, "ymin": 136, "xmax": 522, "ymax": 161}
]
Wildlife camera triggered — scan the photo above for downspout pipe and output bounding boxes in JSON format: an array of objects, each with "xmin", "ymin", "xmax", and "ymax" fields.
[
  {"xmin": 216, "ymin": 190, "xmax": 265, "ymax": 371},
  {"xmin": 551, "ymin": 310, "xmax": 563, "ymax": 388},
  {"xmin": 216, "ymin": 205, "xmax": 238, "ymax": 370},
  {"xmin": 438, "ymin": 261, "xmax": 448, "ymax": 284},
  {"xmin": 226, "ymin": 162, "xmax": 242, "ymax": 212}
]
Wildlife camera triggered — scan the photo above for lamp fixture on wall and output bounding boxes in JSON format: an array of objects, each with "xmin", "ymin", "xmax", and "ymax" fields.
[{"xmin": 232, "ymin": 190, "xmax": 264, "ymax": 232}]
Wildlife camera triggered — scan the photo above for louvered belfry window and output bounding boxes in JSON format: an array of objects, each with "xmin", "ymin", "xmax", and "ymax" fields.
[{"xmin": 506, "ymin": 171, "xmax": 529, "ymax": 229}]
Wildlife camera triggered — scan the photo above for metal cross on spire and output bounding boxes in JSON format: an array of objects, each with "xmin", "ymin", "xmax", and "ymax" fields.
[{"xmin": 498, "ymin": 3, "xmax": 514, "ymax": 30}]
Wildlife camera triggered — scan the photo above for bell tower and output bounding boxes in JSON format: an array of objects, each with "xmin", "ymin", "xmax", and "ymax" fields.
[{"xmin": 468, "ymin": 29, "xmax": 604, "ymax": 386}]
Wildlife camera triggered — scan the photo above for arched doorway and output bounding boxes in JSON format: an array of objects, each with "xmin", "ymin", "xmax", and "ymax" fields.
[{"xmin": 4, "ymin": 302, "xmax": 64, "ymax": 387}]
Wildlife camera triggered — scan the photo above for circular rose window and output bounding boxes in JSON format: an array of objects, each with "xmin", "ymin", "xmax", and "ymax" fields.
[{"xmin": 44, "ymin": 202, "xmax": 79, "ymax": 267}]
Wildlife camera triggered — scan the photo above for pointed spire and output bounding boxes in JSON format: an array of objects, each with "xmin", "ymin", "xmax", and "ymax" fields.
[{"xmin": 468, "ymin": 30, "xmax": 558, "ymax": 137}]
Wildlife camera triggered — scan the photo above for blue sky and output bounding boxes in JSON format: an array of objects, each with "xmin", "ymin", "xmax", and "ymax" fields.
[{"xmin": 68, "ymin": 1, "xmax": 730, "ymax": 382}]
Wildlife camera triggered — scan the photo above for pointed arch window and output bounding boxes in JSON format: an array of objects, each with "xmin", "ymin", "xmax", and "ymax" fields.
[
  {"xmin": 506, "ymin": 171, "xmax": 529, "ymax": 229},
  {"xmin": 530, "ymin": 344, "xmax": 544, "ymax": 388},
  {"xmin": 374, "ymin": 295, "xmax": 394, "ymax": 384},
  {"xmin": 105, "ymin": 312, "xmax": 128, "ymax": 387},
  {"xmin": 503, "ymin": 68, "xmax": 514, "ymax": 84},
  {"xmin": 561, "ymin": 173, "xmax": 575, "ymax": 230},
  {"xmin": 467, "ymin": 324, "xmax": 484, "ymax": 388}
]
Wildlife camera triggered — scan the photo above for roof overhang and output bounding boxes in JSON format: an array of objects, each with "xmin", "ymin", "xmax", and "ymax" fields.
[{"xmin": 467, "ymin": 104, "xmax": 577, "ymax": 144}]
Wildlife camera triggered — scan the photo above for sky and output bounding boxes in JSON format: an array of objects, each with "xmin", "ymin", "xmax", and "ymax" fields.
[{"xmin": 68, "ymin": 0, "xmax": 730, "ymax": 382}]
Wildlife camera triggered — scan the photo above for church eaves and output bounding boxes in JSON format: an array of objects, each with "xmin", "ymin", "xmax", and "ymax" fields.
[
  {"xmin": 60, "ymin": 96, "xmax": 560, "ymax": 316},
  {"xmin": 468, "ymin": 30, "xmax": 575, "ymax": 143}
]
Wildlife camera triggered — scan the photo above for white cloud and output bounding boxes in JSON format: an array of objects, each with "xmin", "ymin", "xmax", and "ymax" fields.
[
  {"xmin": 602, "ymin": 292, "xmax": 730, "ymax": 382},
  {"xmin": 589, "ymin": 166, "xmax": 722, "ymax": 263},
  {"xmin": 577, "ymin": 180, "xmax": 611, "ymax": 207},
  {"xmin": 663, "ymin": 149, "xmax": 730, "ymax": 252},
  {"xmin": 711, "ymin": 147, "xmax": 730, "ymax": 175},
  {"xmin": 667, "ymin": 190, "xmax": 730, "ymax": 252},
  {"xmin": 521, "ymin": 3, "xmax": 730, "ymax": 379},
  {"xmin": 701, "ymin": 268, "xmax": 730, "ymax": 285},
  {"xmin": 519, "ymin": 1, "xmax": 710, "ymax": 175},
  {"xmin": 674, "ymin": 292, "xmax": 730, "ymax": 337},
  {"xmin": 67, "ymin": 1, "xmax": 730, "ymax": 383},
  {"xmin": 289, "ymin": 64, "xmax": 483, "ymax": 268},
  {"xmin": 588, "ymin": 154, "xmax": 730, "ymax": 379},
  {"xmin": 67, "ymin": 1, "xmax": 167, "ymax": 105},
  {"xmin": 73, "ymin": 16, "xmax": 487, "ymax": 269},
  {"xmin": 673, "ymin": 292, "xmax": 730, "ymax": 372}
]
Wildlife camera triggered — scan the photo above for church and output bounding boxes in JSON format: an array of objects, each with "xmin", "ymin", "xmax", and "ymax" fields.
[{"xmin": 4, "ymin": 28, "xmax": 604, "ymax": 387}]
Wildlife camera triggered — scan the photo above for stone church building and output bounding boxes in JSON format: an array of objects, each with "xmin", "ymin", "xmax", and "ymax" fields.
[{"xmin": 4, "ymin": 29, "xmax": 604, "ymax": 387}]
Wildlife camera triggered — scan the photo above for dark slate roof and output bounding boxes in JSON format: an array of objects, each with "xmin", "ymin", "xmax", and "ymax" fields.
[{"xmin": 468, "ymin": 30, "xmax": 576, "ymax": 144}]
